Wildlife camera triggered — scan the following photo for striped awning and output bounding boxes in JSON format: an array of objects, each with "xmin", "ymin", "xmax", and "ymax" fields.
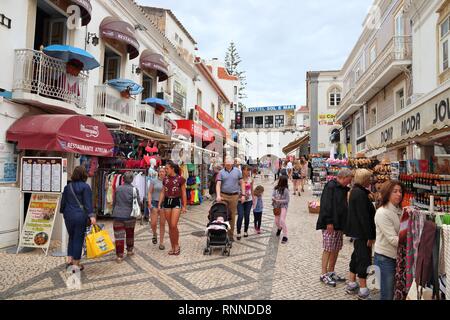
[{"xmin": 282, "ymin": 135, "xmax": 310, "ymax": 155}]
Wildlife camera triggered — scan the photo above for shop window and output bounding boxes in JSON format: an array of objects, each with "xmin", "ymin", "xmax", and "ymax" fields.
[
  {"xmin": 329, "ymin": 87, "xmax": 341, "ymax": 107},
  {"xmin": 103, "ymin": 47, "xmax": 121, "ymax": 83},
  {"xmin": 211, "ymin": 103, "xmax": 216, "ymax": 119},
  {"xmin": 275, "ymin": 115, "xmax": 284, "ymax": 128},
  {"xmin": 369, "ymin": 44, "xmax": 376, "ymax": 65},
  {"xmin": 142, "ymin": 74, "xmax": 153, "ymax": 100},
  {"xmin": 265, "ymin": 116, "xmax": 274, "ymax": 128},
  {"xmin": 245, "ymin": 117, "xmax": 254, "ymax": 129},
  {"xmin": 255, "ymin": 116, "xmax": 263, "ymax": 129},
  {"xmin": 441, "ymin": 16, "xmax": 450, "ymax": 73},
  {"xmin": 396, "ymin": 88, "xmax": 405, "ymax": 111},
  {"xmin": 197, "ymin": 89, "xmax": 202, "ymax": 107}
]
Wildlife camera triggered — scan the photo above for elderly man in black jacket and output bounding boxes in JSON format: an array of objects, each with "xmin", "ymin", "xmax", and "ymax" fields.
[{"xmin": 316, "ymin": 169, "xmax": 353, "ymax": 287}]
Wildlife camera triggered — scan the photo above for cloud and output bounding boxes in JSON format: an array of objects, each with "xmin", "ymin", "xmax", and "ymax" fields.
[{"xmin": 138, "ymin": 0, "xmax": 372, "ymax": 107}]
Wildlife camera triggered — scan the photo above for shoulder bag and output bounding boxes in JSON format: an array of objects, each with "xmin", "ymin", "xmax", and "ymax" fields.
[
  {"xmin": 69, "ymin": 183, "xmax": 92, "ymax": 226},
  {"xmin": 130, "ymin": 187, "xmax": 142, "ymax": 219}
]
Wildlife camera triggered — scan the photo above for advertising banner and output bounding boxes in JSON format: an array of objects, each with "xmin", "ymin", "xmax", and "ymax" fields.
[{"xmin": 17, "ymin": 193, "xmax": 60, "ymax": 255}]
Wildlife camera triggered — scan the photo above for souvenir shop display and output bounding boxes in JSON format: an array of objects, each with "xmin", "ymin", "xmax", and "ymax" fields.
[
  {"xmin": 394, "ymin": 206, "xmax": 450, "ymax": 300},
  {"xmin": 308, "ymin": 200, "xmax": 320, "ymax": 214},
  {"xmin": 311, "ymin": 157, "xmax": 327, "ymax": 197},
  {"xmin": 326, "ymin": 158, "xmax": 350, "ymax": 182},
  {"xmin": 398, "ymin": 173, "xmax": 450, "ymax": 212},
  {"xmin": 94, "ymin": 169, "xmax": 147, "ymax": 216},
  {"xmin": 186, "ymin": 171, "xmax": 202, "ymax": 205}
]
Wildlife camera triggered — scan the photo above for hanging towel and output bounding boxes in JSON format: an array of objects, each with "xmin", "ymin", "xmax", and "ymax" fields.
[{"xmin": 415, "ymin": 220, "xmax": 436, "ymax": 289}]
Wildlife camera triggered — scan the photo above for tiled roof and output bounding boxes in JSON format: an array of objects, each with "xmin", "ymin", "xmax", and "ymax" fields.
[
  {"xmin": 217, "ymin": 67, "xmax": 238, "ymax": 81},
  {"xmin": 297, "ymin": 106, "xmax": 309, "ymax": 113}
]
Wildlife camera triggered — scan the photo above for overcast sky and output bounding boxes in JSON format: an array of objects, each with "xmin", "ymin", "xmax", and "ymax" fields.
[{"xmin": 138, "ymin": 0, "xmax": 373, "ymax": 108}]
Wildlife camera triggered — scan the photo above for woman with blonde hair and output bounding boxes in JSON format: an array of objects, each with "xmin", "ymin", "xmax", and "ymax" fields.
[{"xmin": 344, "ymin": 169, "xmax": 376, "ymax": 300}]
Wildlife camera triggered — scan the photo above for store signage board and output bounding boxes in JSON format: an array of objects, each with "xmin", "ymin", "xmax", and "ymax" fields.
[
  {"xmin": 367, "ymin": 89, "xmax": 450, "ymax": 149},
  {"xmin": 17, "ymin": 193, "xmax": 60, "ymax": 256},
  {"xmin": 247, "ymin": 105, "xmax": 296, "ymax": 113},
  {"xmin": 21, "ymin": 157, "xmax": 65, "ymax": 194},
  {"xmin": 0, "ymin": 142, "xmax": 18, "ymax": 183}
]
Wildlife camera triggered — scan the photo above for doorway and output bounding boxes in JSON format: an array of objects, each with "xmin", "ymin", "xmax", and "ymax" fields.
[
  {"xmin": 103, "ymin": 47, "xmax": 121, "ymax": 83},
  {"xmin": 34, "ymin": 1, "xmax": 68, "ymax": 50}
]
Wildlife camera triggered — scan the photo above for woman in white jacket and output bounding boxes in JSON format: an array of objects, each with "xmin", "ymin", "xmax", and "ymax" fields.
[{"xmin": 374, "ymin": 180, "xmax": 404, "ymax": 300}]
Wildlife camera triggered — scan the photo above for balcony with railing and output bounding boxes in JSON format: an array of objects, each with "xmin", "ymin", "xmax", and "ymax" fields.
[
  {"xmin": 92, "ymin": 85, "xmax": 136, "ymax": 125},
  {"xmin": 136, "ymin": 104, "xmax": 165, "ymax": 133},
  {"xmin": 353, "ymin": 36, "xmax": 412, "ymax": 102},
  {"xmin": 337, "ymin": 36, "xmax": 412, "ymax": 121},
  {"xmin": 12, "ymin": 49, "xmax": 88, "ymax": 113}
]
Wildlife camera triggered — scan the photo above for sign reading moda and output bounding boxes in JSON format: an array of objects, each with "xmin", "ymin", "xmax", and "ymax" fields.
[
  {"xmin": 367, "ymin": 86, "xmax": 450, "ymax": 149},
  {"xmin": 247, "ymin": 105, "xmax": 296, "ymax": 113}
]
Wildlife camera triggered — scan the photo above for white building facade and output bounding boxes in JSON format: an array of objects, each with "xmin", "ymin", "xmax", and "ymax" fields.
[
  {"xmin": 239, "ymin": 105, "xmax": 300, "ymax": 160},
  {"xmin": 306, "ymin": 71, "xmax": 342, "ymax": 155}
]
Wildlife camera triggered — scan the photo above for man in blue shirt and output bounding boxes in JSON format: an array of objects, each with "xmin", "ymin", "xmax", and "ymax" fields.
[{"xmin": 216, "ymin": 156, "xmax": 246, "ymax": 241}]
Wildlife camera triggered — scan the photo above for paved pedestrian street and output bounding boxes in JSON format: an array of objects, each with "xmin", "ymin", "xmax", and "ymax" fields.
[{"xmin": 0, "ymin": 178, "xmax": 357, "ymax": 300}]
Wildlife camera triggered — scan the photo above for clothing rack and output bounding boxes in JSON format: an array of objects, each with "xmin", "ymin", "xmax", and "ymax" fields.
[{"xmin": 97, "ymin": 168, "xmax": 147, "ymax": 172}]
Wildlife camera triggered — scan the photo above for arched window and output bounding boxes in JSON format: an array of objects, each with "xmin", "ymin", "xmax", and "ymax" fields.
[{"xmin": 328, "ymin": 86, "xmax": 342, "ymax": 107}]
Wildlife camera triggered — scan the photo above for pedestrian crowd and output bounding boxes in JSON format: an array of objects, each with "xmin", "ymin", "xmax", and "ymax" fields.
[{"xmin": 316, "ymin": 168, "xmax": 406, "ymax": 300}]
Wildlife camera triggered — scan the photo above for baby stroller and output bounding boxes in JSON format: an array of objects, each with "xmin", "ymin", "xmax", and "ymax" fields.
[{"xmin": 203, "ymin": 201, "xmax": 232, "ymax": 256}]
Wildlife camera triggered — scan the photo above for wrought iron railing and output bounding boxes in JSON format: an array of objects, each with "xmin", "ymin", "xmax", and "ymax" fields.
[
  {"xmin": 93, "ymin": 85, "xmax": 136, "ymax": 124},
  {"xmin": 136, "ymin": 104, "xmax": 164, "ymax": 133},
  {"xmin": 353, "ymin": 36, "xmax": 412, "ymax": 100},
  {"xmin": 13, "ymin": 49, "xmax": 88, "ymax": 109}
]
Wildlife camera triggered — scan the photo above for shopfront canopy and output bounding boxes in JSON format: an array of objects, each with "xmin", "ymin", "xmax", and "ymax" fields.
[
  {"xmin": 140, "ymin": 49, "xmax": 169, "ymax": 82},
  {"xmin": 100, "ymin": 16, "xmax": 140, "ymax": 59},
  {"xmin": 282, "ymin": 135, "xmax": 310, "ymax": 155},
  {"xmin": 174, "ymin": 120, "xmax": 215, "ymax": 143},
  {"xmin": 6, "ymin": 115, "xmax": 115, "ymax": 157},
  {"xmin": 71, "ymin": 0, "xmax": 92, "ymax": 26}
]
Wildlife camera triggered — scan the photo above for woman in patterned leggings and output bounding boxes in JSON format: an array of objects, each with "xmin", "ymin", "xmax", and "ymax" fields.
[{"xmin": 112, "ymin": 171, "xmax": 142, "ymax": 263}]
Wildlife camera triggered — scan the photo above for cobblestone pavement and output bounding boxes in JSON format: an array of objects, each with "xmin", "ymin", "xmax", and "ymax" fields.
[{"xmin": 0, "ymin": 177, "xmax": 361, "ymax": 300}]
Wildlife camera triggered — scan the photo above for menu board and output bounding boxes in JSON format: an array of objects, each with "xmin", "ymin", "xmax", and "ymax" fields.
[
  {"xmin": 22, "ymin": 158, "xmax": 63, "ymax": 193},
  {"xmin": 17, "ymin": 193, "xmax": 60, "ymax": 254}
]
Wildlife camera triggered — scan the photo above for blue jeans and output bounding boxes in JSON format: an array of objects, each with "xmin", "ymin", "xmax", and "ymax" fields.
[
  {"xmin": 237, "ymin": 201, "xmax": 252, "ymax": 234},
  {"xmin": 64, "ymin": 215, "xmax": 87, "ymax": 260},
  {"xmin": 374, "ymin": 253, "xmax": 396, "ymax": 300}
]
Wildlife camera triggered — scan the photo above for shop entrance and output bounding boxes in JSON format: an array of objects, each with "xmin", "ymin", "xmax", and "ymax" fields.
[{"xmin": 33, "ymin": 1, "xmax": 68, "ymax": 50}]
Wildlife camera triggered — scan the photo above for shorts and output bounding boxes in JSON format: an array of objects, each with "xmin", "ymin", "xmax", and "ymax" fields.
[
  {"xmin": 151, "ymin": 200, "xmax": 160, "ymax": 209},
  {"xmin": 322, "ymin": 230, "xmax": 344, "ymax": 252},
  {"xmin": 163, "ymin": 197, "xmax": 181, "ymax": 209}
]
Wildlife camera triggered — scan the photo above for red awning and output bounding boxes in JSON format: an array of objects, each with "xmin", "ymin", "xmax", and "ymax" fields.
[
  {"xmin": 140, "ymin": 49, "xmax": 169, "ymax": 82},
  {"xmin": 174, "ymin": 120, "xmax": 215, "ymax": 143},
  {"xmin": 71, "ymin": 0, "xmax": 92, "ymax": 26},
  {"xmin": 100, "ymin": 17, "xmax": 140, "ymax": 60},
  {"xmin": 195, "ymin": 105, "xmax": 226, "ymax": 137},
  {"xmin": 7, "ymin": 115, "xmax": 115, "ymax": 157}
]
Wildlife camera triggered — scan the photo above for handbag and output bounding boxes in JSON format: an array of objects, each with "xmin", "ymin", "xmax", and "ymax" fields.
[
  {"xmin": 69, "ymin": 183, "xmax": 92, "ymax": 226},
  {"xmin": 273, "ymin": 208, "xmax": 282, "ymax": 216},
  {"xmin": 85, "ymin": 224, "xmax": 115, "ymax": 259},
  {"xmin": 130, "ymin": 187, "xmax": 142, "ymax": 219}
]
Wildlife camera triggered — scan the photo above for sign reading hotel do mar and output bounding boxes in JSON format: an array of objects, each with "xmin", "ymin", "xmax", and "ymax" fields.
[
  {"xmin": 18, "ymin": 193, "xmax": 60, "ymax": 255},
  {"xmin": 367, "ymin": 88, "xmax": 450, "ymax": 149}
]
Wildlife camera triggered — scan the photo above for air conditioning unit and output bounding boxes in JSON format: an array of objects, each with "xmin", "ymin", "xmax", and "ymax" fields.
[{"xmin": 189, "ymin": 109, "xmax": 200, "ymax": 122}]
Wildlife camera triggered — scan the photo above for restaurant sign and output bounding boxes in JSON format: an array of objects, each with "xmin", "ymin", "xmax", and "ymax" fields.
[{"xmin": 367, "ymin": 88, "xmax": 450, "ymax": 149}]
